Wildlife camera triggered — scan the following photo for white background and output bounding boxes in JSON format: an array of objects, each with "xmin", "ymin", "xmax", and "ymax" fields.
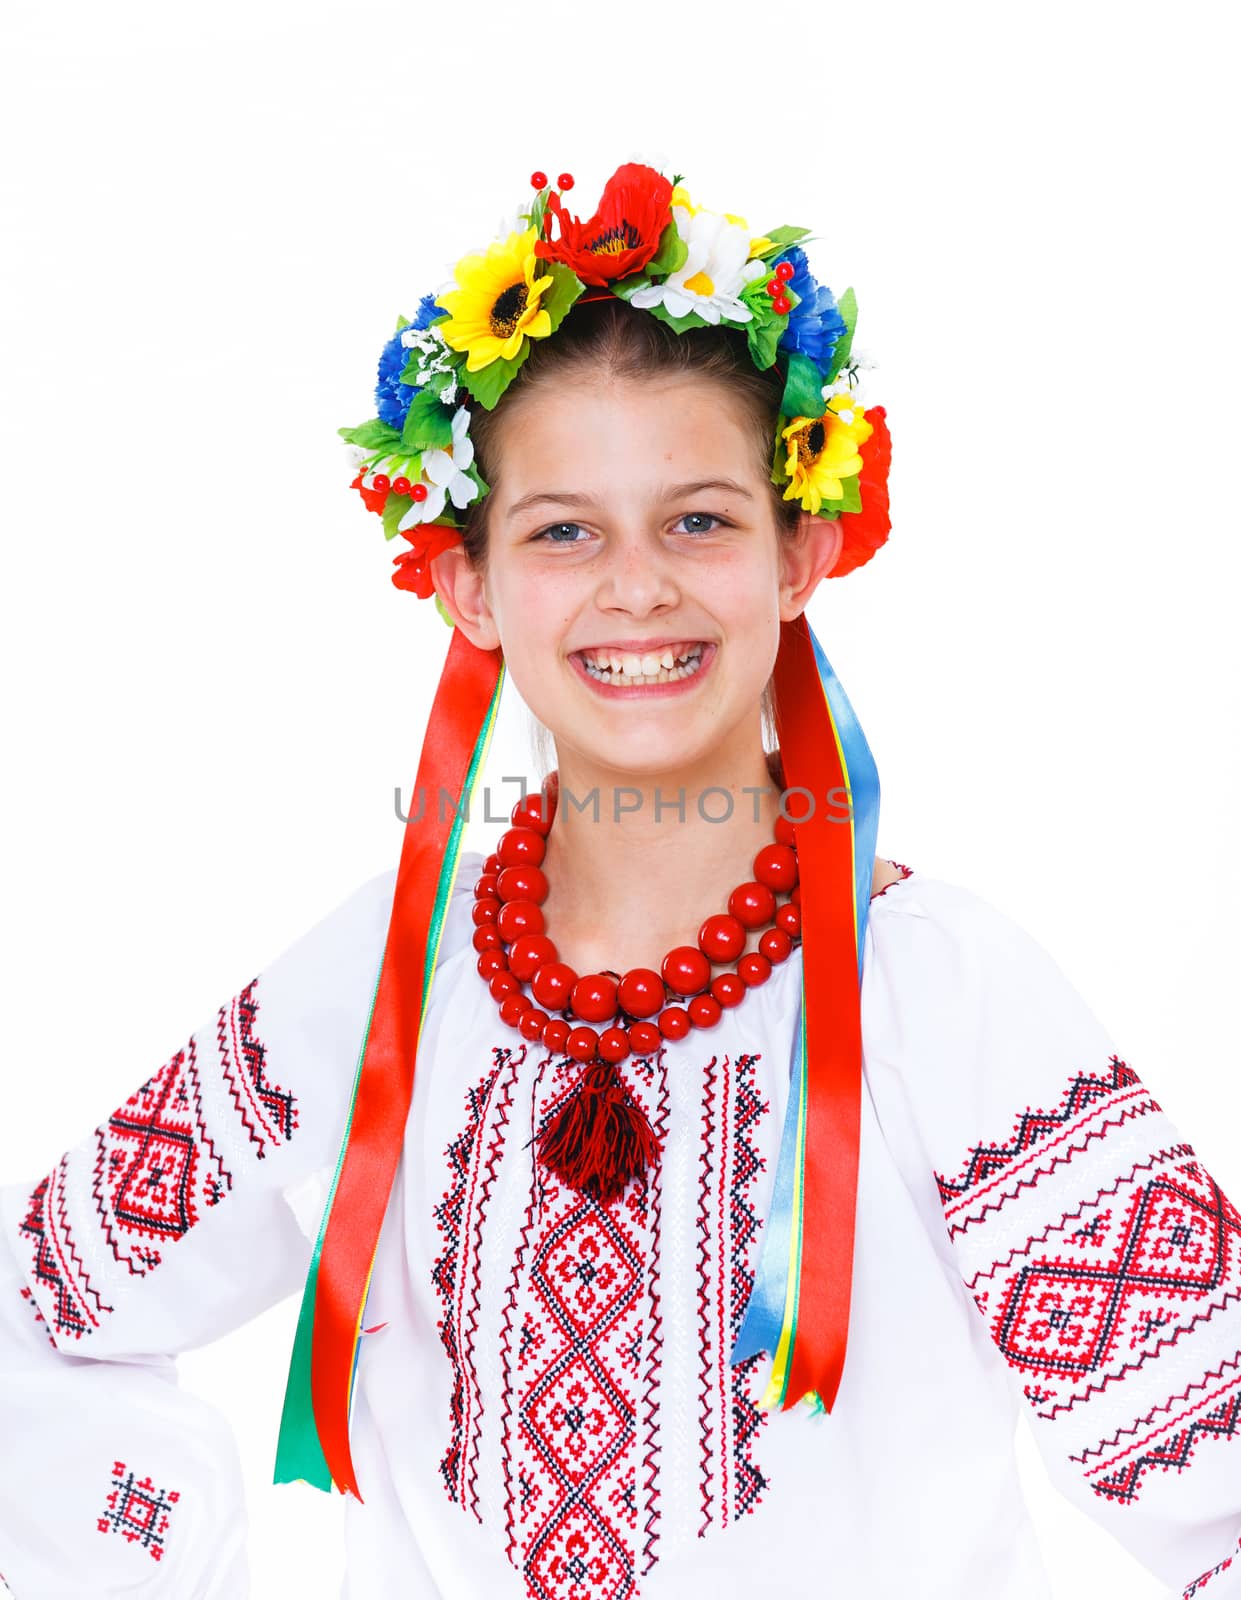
[{"xmin": 1, "ymin": 2, "xmax": 1237, "ymax": 1596}]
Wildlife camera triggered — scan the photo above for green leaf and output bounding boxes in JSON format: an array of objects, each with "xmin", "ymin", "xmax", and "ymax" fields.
[
  {"xmin": 460, "ymin": 341, "xmax": 533, "ymax": 409},
  {"xmin": 824, "ymin": 287, "xmax": 858, "ymax": 383},
  {"xmin": 401, "ymin": 387, "xmax": 455, "ymax": 452},
  {"xmin": 739, "ymin": 279, "xmax": 801, "ymax": 371},
  {"xmin": 540, "ymin": 261, "xmax": 585, "ymax": 335},
  {"xmin": 394, "ymin": 313, "xmax": 410, "ymax": 334},
  {"xmin": 338, "ymin": 418, "xmax": 403, "ymax": 451},
  {"xmin": 524, "ymin": 188, "xmax": 550, "ymax": 237},
  {"xmin": 780, "ymin": 352, "xmax": 827, "ymax": 420},
  {"xmin": 818, "ymin": 472, "xmax": 863, "ymax": 516},
  {"xmin": 644, "ymin": 300, "xmax": 713, "ymax": 335},
  {"xmin": 646, "ymin": 216, "xmax": 688, "ymax": 277},
  {"xmin": 770, "ymin": 412, "xmax": 794, "ymax": 485},
  {"xmin": 613, "ymin": 271, "xmax": 654, "ymax": 300},
  {"xmin": 382, "ymin": 494, "xmax": 413, "ymax": 542},
  {"xmin": 464, "ymin": 460, "xmax": 490, "ymax": 498},
  {"xmin": 763, "ymin": 225, "xmax": 812, "ymax": 249}
]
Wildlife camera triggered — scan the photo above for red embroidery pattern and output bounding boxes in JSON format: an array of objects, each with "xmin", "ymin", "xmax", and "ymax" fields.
[
  {"xmin": 431, "ymin": 1046, "xmax": 523, "ymax": 1515},
  {"xmin": 638, "ymin": 1064, "xmax": 670, "ymax": 1576},
  {"xmin": 695, "ymin": 1051, "xmax": 771, "ymax": 1535},
  {"xmin": 936, "ymin": 1055, "xmax": 1241, "ymax": 1507},
  {"xmin": 503, "ymin": 1052, "xmax": 662, "ymax": 1600},
  {"xmin": 96, "ymin": 1459, "xmax": 181, "ymax": 1562},
  {"xmin": 1185, "ymin": 1533, "xmax": 1241, "ymax": 1597},
  {"xmin": 92, "ymin": 1034, "xmax": 232, "ymax": 1274},
  {"xmin": 16, "ymin": 978, "xmax": 290, "ymax": 1344}
]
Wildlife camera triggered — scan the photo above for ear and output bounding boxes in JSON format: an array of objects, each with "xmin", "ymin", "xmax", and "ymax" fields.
[
  {"xmin": 778, "ymin": 510, "xmax": 844, "ymax": 622},
  {"xmin": 431, "ymin": 542, "xmax": 502, "ymax": 652}
]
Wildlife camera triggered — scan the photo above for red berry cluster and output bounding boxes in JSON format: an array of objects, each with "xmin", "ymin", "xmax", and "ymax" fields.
[
  {"xmin": 765, "ymin": 257, "xmax": 796, "ymax": 316},
  {"xmin": 472, "ymin": 774, "xmax": 803, "ymax": 1066},
  {"xmin": 371, "ymin": 473, "xmax": 428, "ymax": 503}
]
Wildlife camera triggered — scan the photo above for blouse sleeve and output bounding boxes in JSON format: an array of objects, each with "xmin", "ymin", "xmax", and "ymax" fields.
[
  {"xmin": 0, "ymin": 864, "xmax": 398, "ymax": 1598},
  {"xmin": 865, "ymin": 877, "xmax": 1241, "ymax": 1600}
]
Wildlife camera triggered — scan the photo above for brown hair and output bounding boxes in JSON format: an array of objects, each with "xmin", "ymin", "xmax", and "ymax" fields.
[{"xmin": 457, "ymin": 296, "xmax": 799, "ymax": 763}]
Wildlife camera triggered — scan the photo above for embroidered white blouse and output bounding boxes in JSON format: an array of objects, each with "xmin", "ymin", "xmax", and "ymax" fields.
[{"xmin": 2, "ymin": 854, "xmax": 1239, "ymax": 1600}]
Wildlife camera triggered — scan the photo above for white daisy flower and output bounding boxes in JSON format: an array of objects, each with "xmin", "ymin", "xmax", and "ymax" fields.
[
  {"xmin": 626, "ymin": 204, "xmax": 767, "ymax": 325},
  {"xmin": 397, "ymin": 406, "xmax": 479, "ymax": 530}
]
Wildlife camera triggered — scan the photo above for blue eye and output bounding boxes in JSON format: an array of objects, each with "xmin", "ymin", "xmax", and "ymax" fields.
[
  {"xmin": 532, "ymin": 513, "xmax": 725, "ymax": 543},
  {"xmin": 677, "ymin": 512, "xmax": 722, "ymax": 535}
]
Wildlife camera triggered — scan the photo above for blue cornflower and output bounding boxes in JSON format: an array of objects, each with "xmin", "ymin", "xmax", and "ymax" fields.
[
  {"xmin": 776, "ymin": 247, "xmax": 848, "ymax": 370},
  {"xmin": 374, "ymin": 293, "xmax": 443, "ymax": 430}
]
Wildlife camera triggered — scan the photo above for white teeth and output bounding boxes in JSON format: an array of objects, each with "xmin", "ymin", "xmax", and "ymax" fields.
[{"xmin": 579, "ymin": 645, "xmax": 707, "ymax": 687}]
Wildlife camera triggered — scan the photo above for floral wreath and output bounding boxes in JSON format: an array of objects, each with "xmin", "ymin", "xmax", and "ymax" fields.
[{"xmin": 340, "ymin": 162, "xmax": 893, "ymax": 626}]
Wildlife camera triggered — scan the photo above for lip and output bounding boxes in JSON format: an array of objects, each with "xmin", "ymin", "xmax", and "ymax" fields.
[
  {"xmin": 569, "ymin": 641, "xmax": 717, "ymax": 699},
  {"xmin": 570, "ymin": 637, "xmax": 710, "ymax": 655}
]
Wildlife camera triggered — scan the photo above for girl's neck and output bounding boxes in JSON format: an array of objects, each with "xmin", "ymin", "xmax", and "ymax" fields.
[{"xmin": 536, "ymin": 745, "xmax": 788, "ymax": 977}]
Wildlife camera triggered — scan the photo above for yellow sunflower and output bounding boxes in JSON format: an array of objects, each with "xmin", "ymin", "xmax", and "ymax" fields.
[
  {"xmin": 780, "ymin": 394, "xmax": 874, "ymax": 515},
  {"xmin": 436, "ymin": 226, "xmax": 555, "ymax": 372}
]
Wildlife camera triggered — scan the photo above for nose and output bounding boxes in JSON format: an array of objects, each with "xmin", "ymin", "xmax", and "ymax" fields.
[{"xmin": 594, "ymin": 526, "xmax": 681, "ymax": 617}]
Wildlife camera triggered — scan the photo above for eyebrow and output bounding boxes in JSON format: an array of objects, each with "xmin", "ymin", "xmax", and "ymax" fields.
[{"xmin": 505, "ymin": 477, "xmax": 756, "ymax": 519}]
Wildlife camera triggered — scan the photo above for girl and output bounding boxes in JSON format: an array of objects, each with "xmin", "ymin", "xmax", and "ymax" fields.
[{"xmin": 1, "ymin": 164, "xmax": 1238, "ymax": 1600}]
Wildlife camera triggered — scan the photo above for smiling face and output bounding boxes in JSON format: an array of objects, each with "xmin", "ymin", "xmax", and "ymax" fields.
[{"xmin": 434, "ymin": 370, "xmax": 841, "ymax": 784}]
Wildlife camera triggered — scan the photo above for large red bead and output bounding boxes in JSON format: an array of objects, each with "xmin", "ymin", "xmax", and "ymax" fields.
[
  {"xmin": 496, "ymin": 827, "xmax": 546, "ymax": 869},
  {"xmin": 661, "ymin": 945, "xmax": 710, "ymax": 997},
  {"xmin": 753, "ymin": 843, "xmax": 798, "ymax": 893},
  {"xmin": 688, "ymin": 994, "xmax": 722, "ymax": 1028},
  {"xmin": 737, "ymin": 951, "xmax": 772, "ymax": 987},
  {"xmin": 496, "ymin": 899, "xmax": 545, "ymax": 943},
  {"xmin": 617, "ymin": 967, "xmax": 664, "ymax": 1019},
  {"xmin": 531, "ymin": 960, "xmax": 577, "ymax": 1010},
  {"xmin": 598, "ymin": 1026, "xmax": 631, "ymax": 1063},
  {"xmin": 477, "ymin": 950, "xmax": 507, "ymax": 980},
  {"xmin": 489, "ymin": 971, "xmax": 519, "ymax": 1001},
  {"xmin": 774, "ymin": 814, "xmax": 797, "ymax": 848},
  {"xmin": 472, "ymin": 925, "xmax": 502, "ymax": 954},
  {"xmin": 497, "ymin": 864, "xmax": 548, "ymax": 905},
  {"xmin": 657, "ymin": 1006, "xmax": 691, "ymax": 1039},
  {"xmin": 629, "ymin": 1020, "xmax": 662, "ymax": 1055},
  {"xmin": 510, "ymin": 792, "xmax": 555, "ymax": 836},
  {"xmin": 471, "ymin": 898, "xmax": 500, "ymax": 926},
  {"xmin": 566, "ymin": 1025, "xmax": 599, "ymax": 1062},
  {"xmin": 484, "ymin": 852, "xmax": 500, "ymax": 874},
  {"xmin": 710, "ymin": 971, "xmax": 746, "ymax": 1008},
  {"xmin": 519, "ymin": 1007, "xmax": 549, "ymax": 1041},
  {"xmin": 775, "ymin": 903, "xmax": 802, "ymax": 939},
  {"xmin": 509, "ymin": 934, "xmax": 557, "ymax": 982},
  {"xmin": 697, "ymin": 912, "xmax": 745, "ymax": 963},
  {"xmin": 474, "ymin": 872, "xmax": 499, "ymax": 900},
  {"xmin": 570, "ymin": 973, "xmax": 618, "ymax": 1024},
  {"xmin": 759, "ymin": 927, "xmax": 793, "ymax": 964},
  {"xmin": 499, "ymin": 992, "xmax": 531, "ymax": 1026},
  {"xmin": 544, "ymin": 1017, "xmax": 570, "ymax": 1052},
  {"xmin": 728, "ymin": 880, "xmax": 776, "ymax": 929}
]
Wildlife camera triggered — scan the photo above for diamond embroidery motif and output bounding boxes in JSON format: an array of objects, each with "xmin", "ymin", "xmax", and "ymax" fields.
[{"xmin": 96, "ymin": 1459, "xmax": 181, "ymax": 1563}]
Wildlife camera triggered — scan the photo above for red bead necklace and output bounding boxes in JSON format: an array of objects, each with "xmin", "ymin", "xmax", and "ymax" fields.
[{"xmin": 471, "ymin": 771, "xmax": 803, "ymax": 1203}]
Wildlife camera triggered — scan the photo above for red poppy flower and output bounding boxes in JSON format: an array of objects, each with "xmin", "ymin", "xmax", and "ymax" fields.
[
  {"xmin": 830, "ymin": 406, "xmax": 892, "ymax": 578},
  {"xmin": 391, "ymin": 523, "xmax": 464, "ymax": 598},
  {"xmin": 534, "ymin": 162, "xmax": 673, "ymax": 287},
  {"xmin": 350, "ymin": 469, "xmax": 389, "ymax": 517}
]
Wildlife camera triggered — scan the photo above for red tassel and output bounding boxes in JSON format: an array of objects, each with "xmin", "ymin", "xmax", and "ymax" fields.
[{"xmin": 535, "ymin": 1059, "xmax": 661, "ymax": 1206}]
